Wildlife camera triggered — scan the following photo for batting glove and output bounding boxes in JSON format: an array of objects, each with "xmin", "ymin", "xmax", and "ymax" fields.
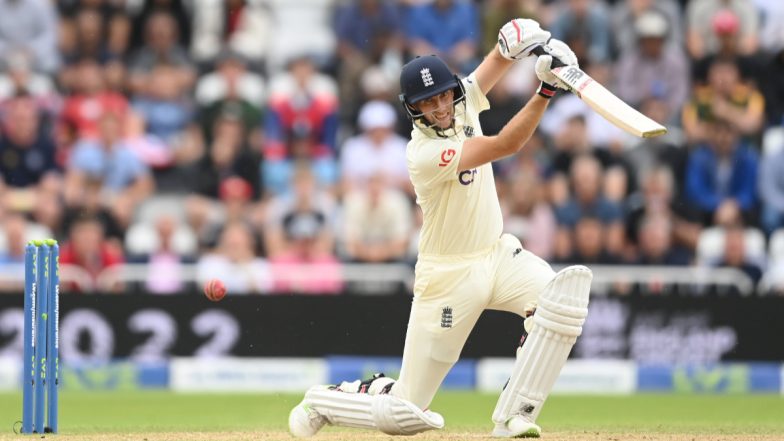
[
  {"xmin": 498, "ymin": 18, "xmax": 551, "ymax": 60},
  {"xmin": 534, "ymin": 38, "xmax": 578, "ymax": 92}
]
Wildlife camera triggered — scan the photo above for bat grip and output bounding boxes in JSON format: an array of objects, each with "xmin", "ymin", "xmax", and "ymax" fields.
[{"xmin": 531, "ymin": 45, "xmax": 566, "ymax": 68}]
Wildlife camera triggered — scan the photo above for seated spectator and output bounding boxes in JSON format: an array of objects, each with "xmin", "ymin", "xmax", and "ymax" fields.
[
  {"xmin": 761, "ymin": 45, "xmax": 784, "ymax": 127},
  {"xmin": 686, "ymin": 2, "xmax": 759, "ymax": 60},
  {"xmin": 342, "ymin": 174, "xmax": 412, "ymax": 263},
  {"xmin": 269, "ymin": 210, "xmax": 343, "ymax": 295},
  {"xmin": 64, "ymin": 112, "xmax": 155, "ymax": 228},
  {"xmin": 481, "ymin": 0, "xmax": 540, "ymax": 54},
  {"xmin": 634, "ymin": 214, "xmax": 691, "ymax": 265},
  {"xmin": 0, "ymin": 213, "xmax": 52, "ymax": 291},
  {"xmin": 0, "ymin": 49, "xmax": 59, "ymax": 113},
  {"xmin": 127, "ymin": 11, "xmax": 195, "ymax": 95},
  {"xmin": 334, "ymin": 0, "xmax": 403, "ymax": 120},
  {"xmin": 136, "ymin": 215, "xmax": 195, "ymax": 295},
  {"xmin": 198, "ymin": 176, "xmax": 263, "ymax": 250},
  {"xmin": 625, "ymin": 165, "xmax": 702, "ymax": 252},
  {"xmin": 59, "ymin": 214, "xmax": 125, "ymax": 292},
  {"xmin": 0, "ymin": 96, "xmax": 59, "ymax": 212},
  {"xmin": 712, "ymin": 224, "xmax": 764, "ymax": 287},
  {"xmin": 554, "ymin": 154, "xmax": 625, "ymax": 259},
  {"xmin": 685, "ymin": 121, "xmax": 758, "ymax": 226},
  {"xmin": 502, "ymin": 172, "xmax": 556, "ymax": 260},
  {"xmin": 549, "ymin": 0, "xmax": 611, "ymax": 64},
  {"xmin": 563, "ymin": 216, "xmax": 619, "ymax": 264},
  {"xmin": 195, "ymin": 50, "xmax": 265, "ymax": 108},
  {"xmin": 0, "ymin": 0, "xmax": 60, "ymax": 74},
  {"xmin": 197, "ymin": 221, "xmax": 272, "ymax": 294},
  {"xmin": 682, "ymin": 58, "xmax": 764, "ymax": 145},
  {"xmin": 190, "ymin": 0, "xmax": 271, "ymax": 67},
  {"xmin": 62, "ymin": 177, "xmax": 125, "ymax": 244},
  {"xmin": 611, "ymin": 0, "xmax": 683, "ymax": 56},
  {"xmin": 615, "ymin": 10, "xmax": 689, "ymax": 119},
  {"xmin": 132, "ymin": 64, "xmax": 193, "ymax": 143},
  {"xmin": 122, "ymin": 111, "xmax": 174, "ymax": 170},
  {"xmin": 187, "ymin": 111, "xmax": 261, "ymax": 198},
  {"xmin": 129, "ymin": 0, "xmax": 192, "ymax": 52},
  {"xmin": 405, "ymin": 0, "xmax": 480, "ymax": 74},
  {"xmin": 264, "ymin": 163, "xmax": 336, "ymax": 259},
  {"xmin": 60, "ymin": 59, "xmax": 129, "ymax": 145},
  {"xmin": 263, "ymin": 56, "xmax": 338, "ymax": 195},
  {"xmin": 340, "ymin": 101, "xmax": 410, "ymax": 194}
]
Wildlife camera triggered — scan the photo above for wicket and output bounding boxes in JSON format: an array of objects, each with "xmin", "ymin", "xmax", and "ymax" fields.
[{"xmin": 22, "ymin": 239, "xmax": 60, "ymax": 434}]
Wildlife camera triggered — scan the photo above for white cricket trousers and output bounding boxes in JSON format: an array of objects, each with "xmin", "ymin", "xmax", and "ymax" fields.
[{"xmin": 389, "ymin": 234, "xmax": 555, "ymax": 409}]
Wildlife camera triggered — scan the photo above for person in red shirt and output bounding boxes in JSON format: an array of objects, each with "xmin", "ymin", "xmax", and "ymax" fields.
[{"xmin": 59, "ymin": 214, "xmax": 125, "ymax": 292}]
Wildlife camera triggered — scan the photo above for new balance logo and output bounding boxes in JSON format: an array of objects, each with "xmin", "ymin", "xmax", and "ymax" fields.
[
  {"xmin": 512, "ymin": 248, "xmax": 522, "ymax": 258},
  {"xmin": 441, "ymin": 307, "xmax": 453, "ymax": 328},
  {"xmin": 421, "ymin": 68, "xmax": 434, "ymax": 87},
  {"xmin": 561, "ymin": 66, "xmax": 584, "ymax": 84}
]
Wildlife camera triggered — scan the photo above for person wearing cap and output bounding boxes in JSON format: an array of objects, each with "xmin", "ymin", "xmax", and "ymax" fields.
[
  {"xmin": 686, "ymin": 1, "xmax": 759, "ymax": 59},
  {"xmin": 340, "ymin": 100, "xmax": 410, "ymax": 194},
  {"xmin": 615, "ymin": 10, "xmax": 689, "ymax": 120}
]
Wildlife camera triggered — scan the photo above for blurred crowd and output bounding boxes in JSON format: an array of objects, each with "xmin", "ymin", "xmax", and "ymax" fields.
[{"xmin": 0, "ymin": 0, "xmax": 783, "ymax": 294}]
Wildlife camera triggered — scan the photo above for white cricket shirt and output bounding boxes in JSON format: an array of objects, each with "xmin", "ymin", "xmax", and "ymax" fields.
[{"xmin": 406, "ymin": 73, "xmax": 503, "ymax": 257}]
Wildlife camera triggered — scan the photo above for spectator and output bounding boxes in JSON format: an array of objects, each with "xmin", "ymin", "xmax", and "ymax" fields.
[
  {"xmin": 758, "ymin": 145, "xmax": 784, "ymax": 235},
  {"xmin": 334, "ymin": 0, "xmax": 403, "ymax": 120},
  {"xmin": 60, "ymin": 59, "xmax": 129, "ymax": 142},
  {"xmin": 482, "ymin": 0, "xmax": 540, "ymax": 55},
  {"xmin": 129, "ymin": 0, "xmax": 192, "ymax": 52},
  {"xmin": 687, "ymin": 1, "xmax": 759, "ymax": 60},
  {"xmin": 0, "ymin": 96, "xmax": 58, "ymax": 190},
  {"xmin": 64, "ymin": 112, "xmax": 155, "ymax": 228},
  {"xmin": 127, "ymin": 11, "xmax": 196, "ymax": 95},
  {"xmin": 611, "ymin": 0, "xmax": 683, "ymax": 56},
  {"xmin": 190, "ymin": 0, "xmax": 271, "ymax": 67},
  {"xmin": 502, "ymin": 172, "xmax": 556, "ymax": 260},
  {"xmin": 685, "ymin": 121, "xmax": 758, "ymax": 225},
  {"xmin": 187, "ymin": 110, "xmax": 261, "ymax": 198},
  {"xmin": 139, "ymin": 215, "xmax": 193, "ymax": 295},
  {"xmin": 132, "ymin": 64, "xmax": 193, "ymax": 143},
  {"xmin": 761, "ymin": 44, "xmax": 784, "ymax": 126},
  {"xmin": 263, "ymin": 55, "xmax": 339, "ymax": 195},
  {"xmin": 342, "ymin": 174, "xmax": 412, "ymax": 263},
  {"xmin": 340, "ymin": 101, "xmax": 410, "ymax": 194},
  {"xmin": 554, "ymin": 154, "xmax": 625, "ymax": 259},
  {"xmin": 197, "ymin": 221, "xmax": 273, "ymax": 294},
  {"xmin": 713, "ymin": 224, "xmax": 764, "ymax": 286},
  {"xmin": 195, "ymin": 50, "xmax": 265, "ymax": 108},
  {"xmin": 682, "ymin": 58, "xmax": 765, "ymax": 144},
  {"xmin": 405, "ymin": 0, "xmax": 480, "ymax": 74},
  {"xmin": 615, "ymin": 10, "xmax": 690, "ymax": 118},
  {"xmin": 564, "ymin": 216, "xmax": 619, "ymax": 264},
  {"xmin": 0, "ymin": 0, "xmax": 60, "ymax": 73},
  {"xmin": 197, "ymin": 176, "xmax": 263, "ymax": 250},
  {"xmin": 634, "ymin": 214, "xmax": 691, "ymax": 265},
  {"xmin": 269, "ymin": 210, "xmax": 343, "ymax": 295},
  {"xmin": 549, "ymin": 0, "xmax": 611, "ymax": 64},
  {"xmin": 264, "ymin": 163, "xmax": 335, "ymax": 258},
  {"xmin": 59, "ymin": 214, "xmax": 125, "ymax": 292},
  {"xmin": 121, "ymin": 111, "xmax": 175, "ymax": 170},
  {"xmin": 0, "ymin": 49, "xmax": 59, "ymax": 112}
]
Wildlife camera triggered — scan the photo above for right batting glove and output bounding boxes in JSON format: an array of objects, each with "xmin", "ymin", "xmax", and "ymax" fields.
[
  {"xmin": 498, "ymin": 18, "xmax": 551, "ymax": 60},
  {"xmin": 534, "ymin": 38, "xmax": 578, "ymax": 91}
]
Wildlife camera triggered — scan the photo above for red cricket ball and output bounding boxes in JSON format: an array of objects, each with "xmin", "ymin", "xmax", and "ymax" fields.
[{"xmin": 203, "ymin": 278, "xmax": 227, "ymax": 302}]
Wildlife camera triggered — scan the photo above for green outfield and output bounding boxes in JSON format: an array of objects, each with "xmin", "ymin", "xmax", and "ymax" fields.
[{"xmin": 1, "ymin": 391, "xmax": 783, "ymax": 440}]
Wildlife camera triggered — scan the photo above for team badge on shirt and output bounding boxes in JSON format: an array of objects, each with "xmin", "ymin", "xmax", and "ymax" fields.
[{"xmin": 463, "ymin": 125, "xmax": 475, "ymax": 138}]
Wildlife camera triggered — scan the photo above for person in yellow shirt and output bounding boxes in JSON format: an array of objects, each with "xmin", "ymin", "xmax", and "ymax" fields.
[{"xmin": 290, "ymin": 18, "xmax": 592, "ymax": 439}]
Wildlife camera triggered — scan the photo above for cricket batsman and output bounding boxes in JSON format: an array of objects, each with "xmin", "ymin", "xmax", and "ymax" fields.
[{"xmin": 289, "ymin": 18, "xmax": 592, "ymax": 438}]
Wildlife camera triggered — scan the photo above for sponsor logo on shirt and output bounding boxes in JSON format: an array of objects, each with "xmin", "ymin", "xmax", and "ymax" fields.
[
  {"xmin": 438, "ymin": 148, "xmax": 456, "ymax": 167},
  {"xmin": 459, "ymin": 169, "xmax": 477, "ymax": 185}
]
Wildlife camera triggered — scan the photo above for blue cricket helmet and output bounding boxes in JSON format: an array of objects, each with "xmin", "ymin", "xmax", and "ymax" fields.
[{"xmin": 398, "ymin": 55, "xmax": 466, "ymax": 135}]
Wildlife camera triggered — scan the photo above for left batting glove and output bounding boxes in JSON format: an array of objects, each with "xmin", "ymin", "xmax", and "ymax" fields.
[
  {"xmin": 498, "ymin": 19, "xmax": 551, "ymax": 60},
  {"xmin": 534, "ymin": 39, "xmax": 578, "ymax": 97}
]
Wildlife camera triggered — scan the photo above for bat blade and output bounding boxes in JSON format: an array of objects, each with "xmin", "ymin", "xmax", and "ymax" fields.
[{"xmin": 551, "ymin": 65, "xmax": 667, "ymax": 138}]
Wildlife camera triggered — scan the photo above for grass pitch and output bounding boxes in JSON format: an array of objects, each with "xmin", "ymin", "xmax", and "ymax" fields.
[{"xmin": 1, "ymin": 391, "xmax": 783, "ymax": 440}]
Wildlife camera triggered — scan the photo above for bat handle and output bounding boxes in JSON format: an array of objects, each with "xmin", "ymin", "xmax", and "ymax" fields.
[{"xmin": 531, "ymin": 45, "xmax": 566, "ymax": 68}]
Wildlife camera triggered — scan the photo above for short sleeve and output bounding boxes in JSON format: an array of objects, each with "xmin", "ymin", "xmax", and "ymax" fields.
[
  {"xmin": 463, "ymin": 73, "xmax": 490, "ymax": 114},
  {"xmin": 409, "ymin": 138, "xmax": 462, "ymax": 189},
  {"xmin": 69, "ymin": 142, "xmax": 104, "ymax": 177}
]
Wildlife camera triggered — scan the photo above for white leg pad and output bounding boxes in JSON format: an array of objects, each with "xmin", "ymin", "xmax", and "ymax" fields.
[
  {"xmin": 492, "ymin": 265, "xmax": 592, "ymax": 426},
  {"xmin": 305, "ymin": 386, "xmax": 444, "ymax": 435}
]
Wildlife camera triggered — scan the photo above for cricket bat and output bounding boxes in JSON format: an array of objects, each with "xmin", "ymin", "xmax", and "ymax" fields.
[{"xmin": 532, "ymin": 46, "xmax": 667, "ymax": 138}]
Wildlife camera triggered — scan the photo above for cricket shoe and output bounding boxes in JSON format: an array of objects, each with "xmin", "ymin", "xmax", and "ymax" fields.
[
  {"xmin": 288, "ymin": 401, "xmax": 327, "ymax": 437},
  {"xmin": 492, "ymin": 415, "xmax": 541, "ymax": 438}
]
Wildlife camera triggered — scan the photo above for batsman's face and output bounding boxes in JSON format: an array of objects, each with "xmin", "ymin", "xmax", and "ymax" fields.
[{"xmin": 416, "ymin": 89, "xmax": 455, "ymax": 129}]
